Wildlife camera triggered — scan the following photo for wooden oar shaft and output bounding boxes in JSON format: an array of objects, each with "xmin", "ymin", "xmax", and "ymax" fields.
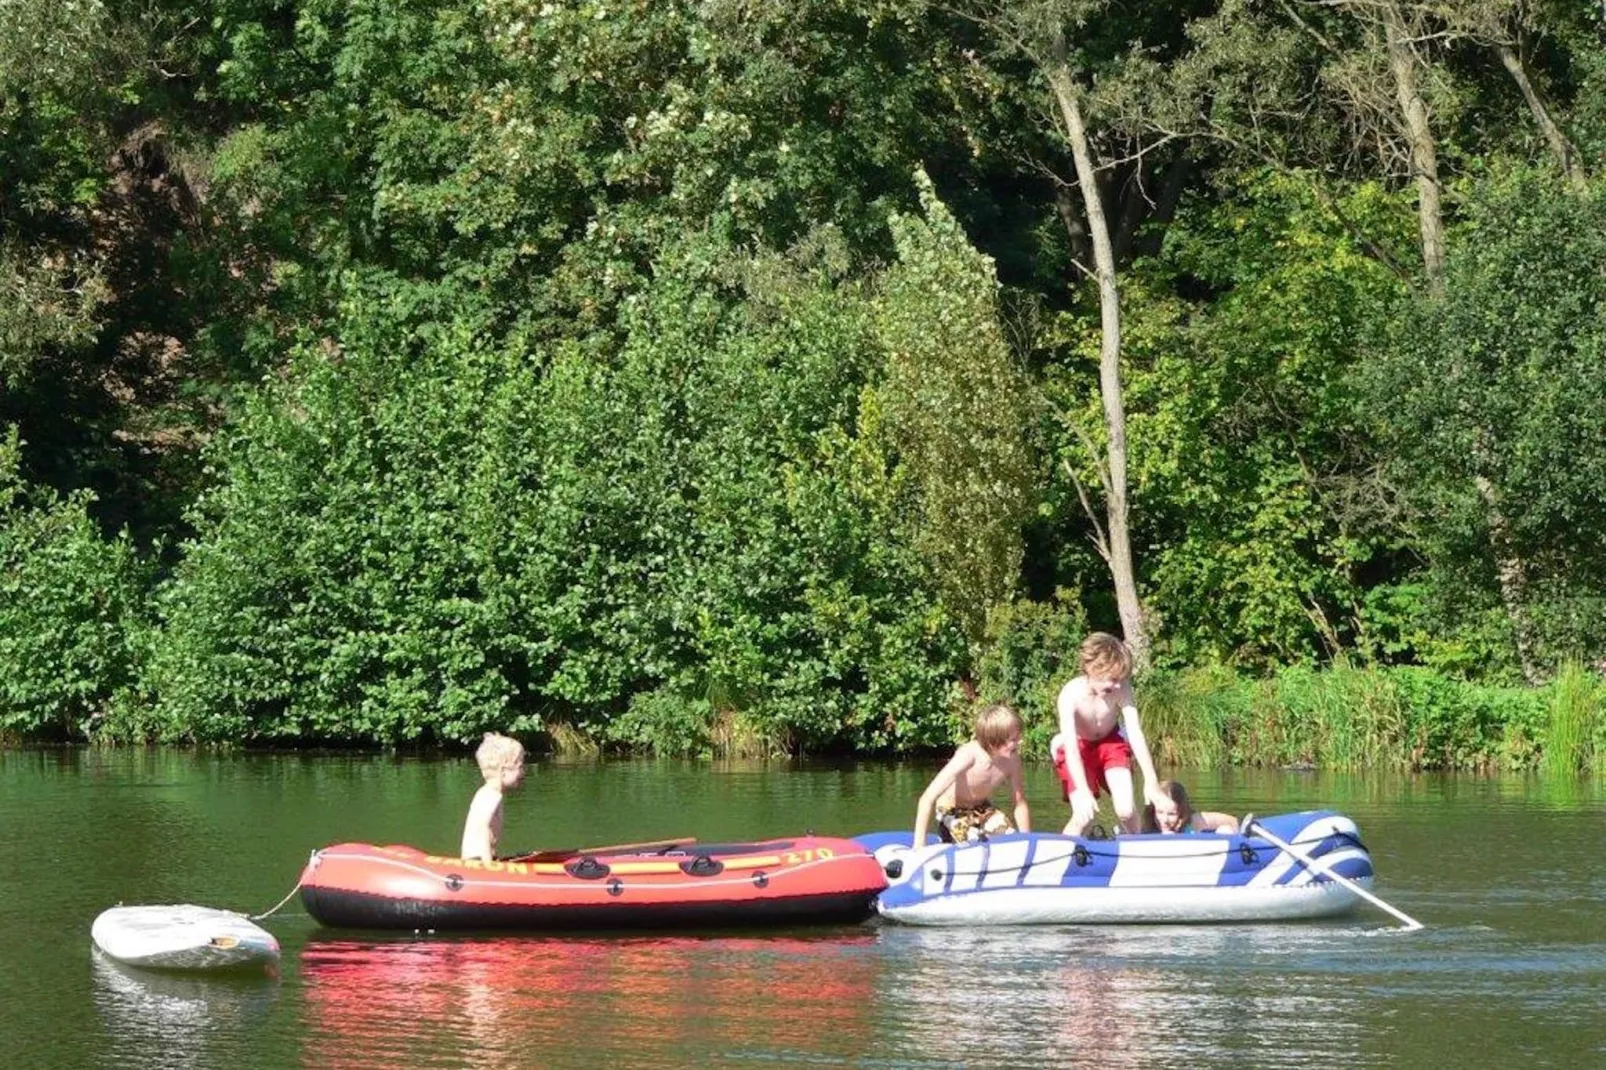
[
  {"xmin": 1245, "ymin": 817, "xmax": 1424, "ymax": 931},
  {"xmin": 506, "ymin": 836, "xmax": 696, "ymax": 864}
]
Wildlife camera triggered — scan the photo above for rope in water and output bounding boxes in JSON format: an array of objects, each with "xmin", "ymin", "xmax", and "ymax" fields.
[{"xmin": 247, "ymin": 855, "xmax": 312, "ymax": 920}]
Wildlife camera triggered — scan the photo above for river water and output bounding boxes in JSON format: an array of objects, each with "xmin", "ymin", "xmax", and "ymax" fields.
[{"xmin": 2, "ymin": 750, "xmax": 1601, "ymax": 1068}]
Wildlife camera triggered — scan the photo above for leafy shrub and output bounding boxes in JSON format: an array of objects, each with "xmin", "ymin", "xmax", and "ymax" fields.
[
  {"xmin": 974, "ymin": 592, "xmax": 1087, "ymax": 754},
  {"xmin": 0, "ymin": 426, "xmax": 148, "ymax": 737},
  {"xmin": 137, "ymin": 227, "xmax": 984, "ymax": 748},
  {"xmin": 606, "ymin": 689, "xmax": 715, "ymax": 758}
]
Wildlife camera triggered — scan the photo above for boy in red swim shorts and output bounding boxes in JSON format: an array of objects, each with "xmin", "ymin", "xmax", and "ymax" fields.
[{"xmin": 1052, "ymin": 632, "xmax": 1165, "ymax": 836}]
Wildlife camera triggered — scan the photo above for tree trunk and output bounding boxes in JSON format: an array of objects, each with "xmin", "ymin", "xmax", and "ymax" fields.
[
  {"xmin": 1383, "ymin": 5, "xmax": 1446, "ymax": 292},
  {"xmin": 1046, "ymin": 62, "xmax": 1151, "ymax": 671},
  {"xmin": 1054, "ymin": 184, "xmax": 1094, "ymax": 282},
  {"xmin": 1497, "ymin": 44, "xmax": 1588, "ymax": 192},
  {"xmin": 1110, "ymin": 163, "xmax": 1148, "ymax": 267},
  {"xmin": 1109, "ymin": 154, "xmax": 1192, "ymax": 265},
  {"xmin": 1472, "ymin": 441, "xmax": 1544, "ymax": 684}
]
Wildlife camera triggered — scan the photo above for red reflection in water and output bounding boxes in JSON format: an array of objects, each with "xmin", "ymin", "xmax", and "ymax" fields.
[{"xmin": 299, "ymin": 931, "xmax": 881, "ymax": 1068}]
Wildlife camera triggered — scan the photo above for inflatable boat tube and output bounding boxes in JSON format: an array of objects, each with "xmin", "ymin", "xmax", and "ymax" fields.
[
  {"xmin": 300, "ymin": 835, "xmax": 888, "ymax": 931},
  {"xmin": 857, "ymin": 810, "xmax": 1374, "ymax": 925}
]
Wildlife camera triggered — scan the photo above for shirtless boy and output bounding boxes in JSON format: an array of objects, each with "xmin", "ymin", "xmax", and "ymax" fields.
[
  {"xmin": 911, "ymin": 704, "xmax": 1032, "ymax": 847},
  {"xmin": 1052, "ymin": 632, "xmax": 1165, "ymax": 836},
  {"xmin": 460, "ymin": 732, "xmax": 526, "ymax": 861}
]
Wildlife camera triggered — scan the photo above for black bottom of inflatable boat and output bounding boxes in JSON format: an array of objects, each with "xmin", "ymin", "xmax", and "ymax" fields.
[{"xmin": 302, "ymin": 887, "xmax": 878, "ymax": 931}]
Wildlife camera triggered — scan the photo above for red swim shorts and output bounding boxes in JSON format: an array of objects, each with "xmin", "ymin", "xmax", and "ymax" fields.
[{"xmin": 1053, "ymin": 732, "xmax": 1133, "ymax": 800}]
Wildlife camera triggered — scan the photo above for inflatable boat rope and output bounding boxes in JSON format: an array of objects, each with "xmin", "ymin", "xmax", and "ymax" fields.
[
  {"xmin": 890, "ymin": 828, "xmax": 1369, "ymax": 882},
  {"xmin": 249, "ymin": 857, "xmax": 316, "ymax": 920},
  {"xmin": 302, "ymin": 845, "xmax": 862, "ymax": 894}
]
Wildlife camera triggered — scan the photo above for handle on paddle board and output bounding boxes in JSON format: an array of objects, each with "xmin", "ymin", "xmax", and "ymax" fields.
[{"xmin": 1242, "ymin": 814, "xmax": 1424, "ymax": 931}]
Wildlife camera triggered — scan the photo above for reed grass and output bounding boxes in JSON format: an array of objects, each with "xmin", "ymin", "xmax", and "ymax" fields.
[
  {"xmin": 1135, "ymin": 662, "xmax": 1597, "ymax": 774},
  {"xmin": 1267, "ymin": 662, "xmax": 1406, "ymax": 770},
  {"xmin": 1138, "ymin": 667, "xmax": 1239, "ymax": 768},
  {"xmin": 543, "ymin": 719, "xmax": 601, "ymax": 758},
  {"xmin": 1541, "ymin": 661, "xmax": 1600, "ymax": 777},
  {"xmin": 710, "ymin": 708, "xmax": 786, "ymax": 760}
]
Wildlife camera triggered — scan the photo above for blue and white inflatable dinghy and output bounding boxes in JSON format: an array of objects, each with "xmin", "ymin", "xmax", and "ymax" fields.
[
  {"xmin": 91, "ymin": 905, "xmax": 280, "ymax": 971},
  {"xmin": 857, "ymin": 810, "xmax": 1373, "ymax": 926}
]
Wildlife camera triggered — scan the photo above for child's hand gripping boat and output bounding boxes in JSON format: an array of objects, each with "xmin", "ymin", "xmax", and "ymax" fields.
[
  {"xmin": 299, "ymin": 835, "xmax": 888, "ymax": 931},
  {"xmin": 857, "ymin": 810, "xmax": 1374, "ymax": 926}
]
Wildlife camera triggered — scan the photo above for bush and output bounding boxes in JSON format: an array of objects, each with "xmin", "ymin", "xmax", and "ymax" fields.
[
  {"xmin": 974, "ymin": 592, "xmax": 1087, "ymax": 754},
  {"xmin": 136, "ymin": 240, "xmax": 975, "ymax": 749},
  {"xmin": 0, "ymin": 426, "xmax": 148, "ymax": 737},
  {"xmin": 606, "ymin": 689, "xmax": 715, "ymax": 758}
]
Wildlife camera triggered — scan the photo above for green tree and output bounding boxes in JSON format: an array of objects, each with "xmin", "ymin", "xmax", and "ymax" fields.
[
  {"xmin": 1368, "ymin": 167, "xmax": 1606, "ymax": 676},
  {"xmin": 873, "ymin": 170, "xmax": 1036, "ymax": 650},
  {"xmin": 1118, "ymin": 172, "xmax": 1411, "ymax": 667}
]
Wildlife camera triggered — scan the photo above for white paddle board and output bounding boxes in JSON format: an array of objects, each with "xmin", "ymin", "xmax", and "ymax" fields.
[{"xmin": 91, "ymin": 905, "xmax": 280, "ymax": 971}]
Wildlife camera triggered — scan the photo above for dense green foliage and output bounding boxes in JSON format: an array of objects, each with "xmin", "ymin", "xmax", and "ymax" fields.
[
  {"xmin": 0, "ymin": 428, "xmax": 147, "ymax": 737},
  {"xmin": 3, "ymin": 0, "xmax": 1606, "ymax": 767},
  {"xmin": 127, "ymin": 213, "xmax": 1019, "ymax": 750},
  {"xmin": 1369, "ymin": 168, "xmax": 1606, "ymax": 675}
]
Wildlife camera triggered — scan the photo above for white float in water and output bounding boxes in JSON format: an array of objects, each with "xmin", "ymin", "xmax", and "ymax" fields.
[{"xmin": 91, "ymin": 905, "xmax": 280, "ymax": 972}]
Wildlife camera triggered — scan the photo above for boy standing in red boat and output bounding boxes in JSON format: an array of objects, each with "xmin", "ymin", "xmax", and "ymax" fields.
[
  {"xmin": 911, "ymin": 704, "xmax": 1032, "ymax": 847},
  {"xmin": 461, "ymin": 732, "xmax": 526, "ymax": 861},
  {"xmin": 1053, "ymin": 632, "xmax": 1165, "ymax": 836}
]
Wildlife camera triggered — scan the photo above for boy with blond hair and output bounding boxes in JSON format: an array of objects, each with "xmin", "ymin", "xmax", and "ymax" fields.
[
  {"xmin": 911, "ymin": 704, "xmax": 1032, "ymax": 847},
  {"xmin": 460, "ymin": 732, "xmax": 526, "ymax": 861},
  {"xmin": 1052, "ymin": 632, "xmax": 1165, "ymax": 836}
]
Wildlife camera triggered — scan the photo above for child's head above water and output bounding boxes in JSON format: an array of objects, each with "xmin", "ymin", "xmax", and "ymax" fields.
[
  {"xmin": 475, "ymin": 732, "xmax": 526, "ymax": 788},
  {"xmin": 1144, "ymin": 779, "xmax": 1194, "ymax": 833},
  {"xmin": 974, "ymin": 703, "xmax": 1023, "ymax": 756}
]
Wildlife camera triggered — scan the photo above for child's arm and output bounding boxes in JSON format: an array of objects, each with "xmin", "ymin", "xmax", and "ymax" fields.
[
  {"xmin": 1119, "ymin": 695, "xmax": 1167, "ymax": 811},
  {"xmin": 460, "ymin": 787, "xmax": 500, "ymax": 861},
  {"xmin": 911, "ymin": 745, "xmax": 977, "ymax": 849},
  {"xmin": 1010, "ymin": 765, "xmax": 1032, "ymax": 833},
  {"xmin": 1193, "ymin": 810, "xmax": 1239, "ymax": 833},
  {"xmin": 1056, "ymin": 684, "xmax": 1098, "ymax": 827}
]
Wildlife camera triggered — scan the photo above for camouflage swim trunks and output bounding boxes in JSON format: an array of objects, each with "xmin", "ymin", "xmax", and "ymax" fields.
[{"xmin": 935, "ymin": 803, "xmax": 1016, "ymax": 844}]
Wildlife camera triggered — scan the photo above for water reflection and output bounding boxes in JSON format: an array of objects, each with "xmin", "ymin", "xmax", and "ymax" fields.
[
  {"xmin": 91, "ymin": 951, "xmax": 280, "ymax": 1069},
  {"xmin": 299, "ymin": 931, "xmax": 883, "ymax": 1069},
  {"xmin": 875, "ymin": 925, "xmax": 1378, "ymax": 1068}
]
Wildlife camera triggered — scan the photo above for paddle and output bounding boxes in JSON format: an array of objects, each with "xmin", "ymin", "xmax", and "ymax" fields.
[
  {"xmin": 503, "ymin": 836, "xmax": 697, "ymax": 864},
  {"xmin": 1243, "ymin": 815, "xmax": 1424, "ymax": 931}
]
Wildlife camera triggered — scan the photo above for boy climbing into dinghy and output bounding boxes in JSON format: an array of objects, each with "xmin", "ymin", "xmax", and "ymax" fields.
[
  {"xmin": 911, "ymin": 704, "xmax": 1032, "ymax": 846},
  {"xmin": 460, "ymin": 732, "xmax": 526, "ymax": 861},
  {"xmin": 1141, "ymin": 779, "xmax": 1239, "ymax": 834},
  {"xmin": 1052, "ymin": 632, "xmax": 1166, "ymax": 837}
]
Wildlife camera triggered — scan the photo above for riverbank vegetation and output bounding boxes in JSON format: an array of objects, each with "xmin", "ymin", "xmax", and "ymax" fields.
[{"xmin": 4, "ymin": 0, "xmax": 1606, "ymax": 771}]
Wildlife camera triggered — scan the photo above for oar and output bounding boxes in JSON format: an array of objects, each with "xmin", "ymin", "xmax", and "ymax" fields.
[
  {"xmin": 504, "ymin": 836, "xmax": 697, "ymax": 864},
  {"xmin": 1243, "ymin": 815, "xmax": 1424, "ymax": 931}
]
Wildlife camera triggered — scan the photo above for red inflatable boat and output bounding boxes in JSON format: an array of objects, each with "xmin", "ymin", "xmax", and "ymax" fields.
[{"xmin": 299, "ymin": 836, "xmax": 888, "ymax": 931}]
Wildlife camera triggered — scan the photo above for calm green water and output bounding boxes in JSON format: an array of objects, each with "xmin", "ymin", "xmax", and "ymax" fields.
[{"xmin": 2, "ymin": 750, "xmax": 1602, "ymax": 1068}]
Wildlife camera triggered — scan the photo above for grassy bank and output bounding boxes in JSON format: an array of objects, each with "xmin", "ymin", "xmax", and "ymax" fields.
[{"xmin": 1138, "ymin": 662, "xmax": 1604, "ymax": 774}]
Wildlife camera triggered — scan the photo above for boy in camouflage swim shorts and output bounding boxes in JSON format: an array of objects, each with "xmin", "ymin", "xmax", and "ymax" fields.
[{"xmin": 911, "ymin": 705, "xmax": 1032, "ymax": 846}]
